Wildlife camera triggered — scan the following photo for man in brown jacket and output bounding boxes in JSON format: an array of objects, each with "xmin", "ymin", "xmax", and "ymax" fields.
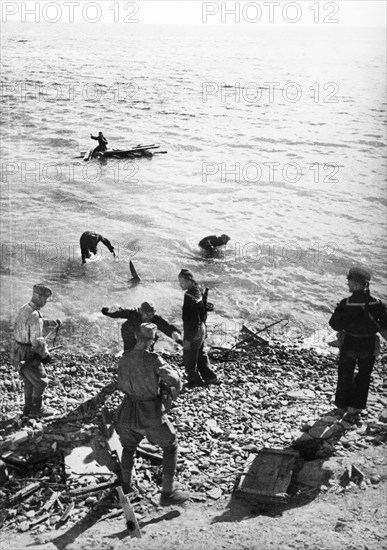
[{"xmin": 116, "ymin": 323, "xmax": 189, "ymax": 505}]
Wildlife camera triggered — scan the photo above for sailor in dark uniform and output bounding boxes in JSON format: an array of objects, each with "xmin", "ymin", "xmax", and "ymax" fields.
[
  {"xmin": 329, "ymin": 266, "xmax": 387, "ymax": 420},
  {"xmin": 80, "ymin": 231, "xmax": 116, "ymax": 264},
  {"xmin": 178, "ymin": 269, "xmax": 219, "ymax": 388},
  {"xmin": 90, "ymin": 132, "xmax": 108, "ymax": 156},
  {"xmin": 198, "ymin": 234, "xmax": 230, "ymax": 254}
]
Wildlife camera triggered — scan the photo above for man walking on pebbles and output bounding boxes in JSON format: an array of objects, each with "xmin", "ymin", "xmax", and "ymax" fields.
[
  {"xmin": 329, "ymin": 266, "xmax": 387, "ymax": 422},
  {"xmin": 116, "ymin": 323, "xmax": 189, "ymax": 505},
  {"xmin": 12, "ymin": 284, "xmax": 62, "ymax": 418}
]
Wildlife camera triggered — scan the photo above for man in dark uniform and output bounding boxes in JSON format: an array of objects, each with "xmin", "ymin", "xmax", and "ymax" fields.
[
  {"xmin": 329, "ymin": 266, "xmax": 387, "ymax": 421},
  {"xmin": 178, "ymin": 269, "xmax": 219, "ymax": 388},
  {"xmin": 90, "ymin": 131, "xmax": 108, "ymax": 156},
  {"xmin": 101, "ymin": 301, "xmax": 182, "ymax": 351},
  {"xmin": 80, "ymin": 231, "xmax": 116, "ymax": 264},
  {"xmin": 198, "ymin": 234, "xmax": 230, "ymax": 254},
  {"xmin": 116, "ymin": 322, "xmax": 189, "ymax": 504}
]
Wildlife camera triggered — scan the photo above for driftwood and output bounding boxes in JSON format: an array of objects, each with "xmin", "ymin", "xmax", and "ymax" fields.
[
  {"xmin": 102, "ymin": 407, "xmax": 142, "ymax": 538},
  {"xmin": 116, "ymin": 486, "xmax": 142, "ymax": 538},
  {"xmin": 58, "ymin": 501, "xmax": 75, "ymax": 524},
  {"xmin": 136, "ymin": 447, "xmax": 162, "ymax": 463},
  {"xmin": 8, "ymin": 482, "xmax": 40, "ymax": 505},
  {"xmin": 29, "ymin": 512, "xmax": 53, "ymax": 528},
  {"xmin": 42, "ymin": 491, "xmax": 61, "ymax": 512},
  {"xmin": 68, "ymin": 480, "xmax": 117, "ymax": 497}
]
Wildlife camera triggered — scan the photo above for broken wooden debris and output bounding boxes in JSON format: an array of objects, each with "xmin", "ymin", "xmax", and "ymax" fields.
[
  {"xmin": 117, "ymin": 486, "xmax": 142, "ymax": 538},
  {"xmin": 42, "ymin": 490, "xmax": 61, "ymax": 512},
  {"xmin": 7, "ymin": 482, "xmax": 40, "ymax": 506},
  {"xmin": 28, "ymin": 512, "xmax": 53, "ymax": 528},
  {"xmin": 58, "ymin": 501, "xmax": 75, "ymax": 525},
  {"xmin": 340, "ymin": 464, "xmax": 365, "ymax": 487},
  {"xmin": 136, "ymin": 447, "xmax": 162, "ymax": 463},
  {"xmin": 68, "ymin": 479, "xmax": 118, "ymax": 497}
]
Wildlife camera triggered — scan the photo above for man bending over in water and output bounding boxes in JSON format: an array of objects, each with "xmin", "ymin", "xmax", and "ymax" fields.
[
  {"xmin": 80, "ymin": 231, "xmax": 116, "ymax": 264},
  {"xmin": 198, "ymin": 234, "xmax": 230, "ymax": 254}
]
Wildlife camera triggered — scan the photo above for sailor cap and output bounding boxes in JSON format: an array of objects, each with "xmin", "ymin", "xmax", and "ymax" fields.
[{"xmin": 347, "ymin": 267, "xmax": 371, "ymax": 284}]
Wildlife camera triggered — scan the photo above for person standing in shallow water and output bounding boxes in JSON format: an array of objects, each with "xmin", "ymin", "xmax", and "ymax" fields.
[
  {"xmin": 329, "ymin": 266, "xmax": 387, "ymax": 422},
  {"xmin": 178, "ymin": 268, "xmax": 219, "ymax": 388},
  {"xmin": 198, "ymin": 234, "xmax": 230, "ymax": 255},
  {"xmin": 80, "ymin": 231, "xmax": 116, "ymax": 264}
]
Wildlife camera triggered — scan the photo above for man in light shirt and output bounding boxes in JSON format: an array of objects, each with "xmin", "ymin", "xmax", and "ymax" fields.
[{"xmin": 12, "ymin": 284, "xmax": 61, "ymax": 418}]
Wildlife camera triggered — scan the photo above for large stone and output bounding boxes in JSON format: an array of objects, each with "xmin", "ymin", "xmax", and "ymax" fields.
[
  {"xmin": 379, "ymin": 408, "xmax": 387, "ymax": 423},
  {"xmin": 287, "ymin": 389, "xmax": 315, "ymax": 401},
  {"xmin": 308, "ymin": 423, "xmax": 344, "ymax": 440}
]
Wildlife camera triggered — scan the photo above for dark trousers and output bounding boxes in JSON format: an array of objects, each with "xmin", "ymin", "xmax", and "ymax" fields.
[
  {"xmin": 183, "ymin": 324, "xmax": 216, "ymax": 383},
  {"xmin": 119, "ymin": 420, "xmax": 177, "ymax": 487},
  {"xmin": 335, "ymin": 351, "xmax": 375, "ymax": 410},
  {"xmin": 92, "ymin": 144, "xmax": 107, "ymax": 157},
  {"xmin": 80, "ymin": 235, "xmax": 97, "ymax": 263},
  {"xmin": 19, "ymin": 363, "xmax": 48, "ymax": 414}
]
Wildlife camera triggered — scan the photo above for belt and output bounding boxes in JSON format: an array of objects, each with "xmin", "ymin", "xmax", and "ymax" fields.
[
  {"xmin": 125, "ymin": 394, "xmax": 158, "ymax": 402},
  {"xmin": 15, "ymin": 341, "xmax": 32, "ymax": 346}
]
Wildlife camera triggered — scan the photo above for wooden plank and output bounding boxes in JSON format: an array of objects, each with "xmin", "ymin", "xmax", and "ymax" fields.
[
  {"xmin": 58, "ymin": 501, "xmax": 75, "ymax": 524},
  {"xmin": 8, "ymin": 482, "xmax": 40, "ymax": 506},
  {"xmin": 116, "ymin": 486, "xmax": 142, "ymax": 538},
  {"xmin": 29, "ymin": 512, "xmax": 52, "ymax": 528},
  {"xmin": 68, "ymin": 480, "xmax": 117, "ymax": 497},
  {"xmin": 42, "ymin": 491, "xmax": 61, "ymax": 512},
  {"xmin": 101, "ymin": 407, "xmax": 142, "ymax": 538}
]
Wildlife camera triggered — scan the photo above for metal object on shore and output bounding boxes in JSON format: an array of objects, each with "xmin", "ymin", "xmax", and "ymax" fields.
[{"xmin": 223, "ymin": 319, "xmax": 289, "ymax": 362}]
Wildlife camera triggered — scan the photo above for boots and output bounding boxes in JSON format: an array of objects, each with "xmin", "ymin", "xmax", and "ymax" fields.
[
  {"xmin": 160, "ymin": 483, "xmax": 190, "ymax": 506},
  {"xmin": 160, "ymin": 471, "xmax": 190, "ymax": 506},
  {"xmin": 29, "ymin": 396, "xmax": 56, "ymax": 418},
  {"xmin": 121, "ymin": 467, "xmax": 136, "ymax": 495},
  {"xmin": 22, "ymin": 394, "xmax": 33, "ymax": 417}
]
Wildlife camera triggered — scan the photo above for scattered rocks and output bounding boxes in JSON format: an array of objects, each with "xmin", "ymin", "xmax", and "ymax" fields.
[{"xmin": 0, "ymin": 342, "xmax": 386, "ymax": 534}]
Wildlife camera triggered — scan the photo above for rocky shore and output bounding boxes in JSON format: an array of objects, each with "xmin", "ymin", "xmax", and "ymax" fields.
[{"xmin": 0, "ymin": 339, "xmax": 386, "ymax": 546}]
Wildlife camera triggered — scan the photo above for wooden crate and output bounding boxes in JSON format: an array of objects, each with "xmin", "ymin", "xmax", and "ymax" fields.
[{"xmin": 234, "ymin": 447, "xmax": 299, "ymax": 504}]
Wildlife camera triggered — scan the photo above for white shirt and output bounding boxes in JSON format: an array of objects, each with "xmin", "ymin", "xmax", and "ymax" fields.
[{"xmin": 14, "ymin": 302, "xmax": 44, "ymax": 349}]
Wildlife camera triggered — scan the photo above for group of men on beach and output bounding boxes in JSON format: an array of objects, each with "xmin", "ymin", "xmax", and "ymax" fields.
[
  {"xmin": 11, "ymin": 250, "xmax": 387, "ymax": 503},
  {"xmin": 11, "ymin": 262, "xmax": 224, "ymax": 503}
]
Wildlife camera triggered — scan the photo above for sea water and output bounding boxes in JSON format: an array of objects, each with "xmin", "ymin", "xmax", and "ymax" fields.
[{"xmin": 1, "ymin": 23, "xmax": 386, "ymax": 353}]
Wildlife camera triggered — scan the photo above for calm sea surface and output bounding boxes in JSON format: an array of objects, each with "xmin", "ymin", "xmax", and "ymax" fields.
[{"xmin": 1, "ymin": 23, "xmax": 386, "ymax": 353}]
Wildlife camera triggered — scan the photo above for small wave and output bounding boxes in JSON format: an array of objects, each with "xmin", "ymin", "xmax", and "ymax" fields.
[{"xmin": 251, "ymin": 136, "xmax": 351, "ymax": 149}]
